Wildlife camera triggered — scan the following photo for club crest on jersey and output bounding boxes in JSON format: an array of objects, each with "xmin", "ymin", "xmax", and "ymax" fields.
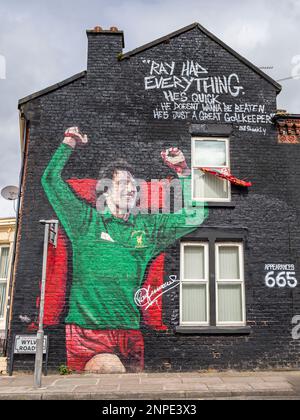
[{"xmin": 131, "ymin": 230, "xmax": 146, "ymax": 249}]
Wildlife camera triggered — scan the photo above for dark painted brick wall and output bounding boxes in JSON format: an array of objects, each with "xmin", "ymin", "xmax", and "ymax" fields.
[{"xmin": 9, "ymin": 26, "xmax": 300, "ymax": 372}]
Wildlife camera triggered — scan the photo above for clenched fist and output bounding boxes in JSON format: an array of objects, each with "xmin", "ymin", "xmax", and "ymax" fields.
[
  {"xmin": 161, "ymin": 148, "xmax": 191, "ymax": 177},
  {"xmin": 63, "ymin": 127, "xmax": 88, "ymax": 149}
]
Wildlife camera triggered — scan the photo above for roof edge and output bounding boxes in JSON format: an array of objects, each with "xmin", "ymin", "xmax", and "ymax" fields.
[
  {"xmin": 122, "ymin": 22, "xmax": 198, "ymax": 59},
  {"xmin": 273, "ymin": 113, "xmax": 300, "ymax": 120},
  {"xmin": 122, "ymin": 22, "xmax": 282, "ymax": 94},
  {"xmin": 18, "ymin": 71, "xmax": 87, "ymax": 108},
  {"xmin": 195, "ymin": 23, "xmax": 282, "ymax": 94}
]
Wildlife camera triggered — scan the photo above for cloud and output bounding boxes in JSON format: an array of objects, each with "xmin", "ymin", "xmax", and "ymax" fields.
[
  {"xmin": 223, "ymin": 20, "xmax": 271, "ymax": 51},
  {"xmin": 0, "ymin": 0, "xmax": 299, "ymax": 217}
]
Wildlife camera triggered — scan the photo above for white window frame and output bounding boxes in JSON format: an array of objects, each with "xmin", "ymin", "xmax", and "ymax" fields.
[
  {"xmin": 191, "ymin": 137, "xmax": 231, "ymax": 203},
  {"xmin": 215, "ymin": 242, "xmax": 246, "ymax": 327},
  {"xmin": 0, "ymin": 245, "xmax": 11, "ymax": 321},
  {"xmin": 180, "ymin": 242, "xmax": 210, "ymax": 326}
]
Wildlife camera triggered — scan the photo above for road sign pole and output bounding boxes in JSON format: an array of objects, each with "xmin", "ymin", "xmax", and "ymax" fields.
[{"xmin": 34, "ymin": 222, "xmax": 50, "ymax": 388}]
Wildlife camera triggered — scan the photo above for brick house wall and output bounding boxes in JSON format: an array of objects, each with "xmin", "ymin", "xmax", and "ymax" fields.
[{"xmin": 8, "ymin": 23, "xmax": 300, "ymax": 373}]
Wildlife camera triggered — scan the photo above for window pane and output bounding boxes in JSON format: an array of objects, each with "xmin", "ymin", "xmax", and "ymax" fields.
[
  {"xmin": 0, "ymin": 247, "xmax": 9, "ymax": 279},
  {"xmin": 219, "ymin": 246, "xmax": 240, "ymax": 279},
  {"xmin": 193, "ymin": 170, "xmax": 229, "ymax": 200},
  {"xmin": 0, "ymin": 282, "xmax": 7, "ymax": 318},
  {"xmin": 218, "ymin": 284, "xmax": 243, "ymax": 323},
  {"xmin": 182, "ymin": 284, "xmax": 207, "ymax": 323},
  {"xmin": 184, "ymin": 246, "xmax": 205, "ymax": 279},
  {"xmin": 194, "ymin": 140, "xmax": 227, "ymax": 167}
]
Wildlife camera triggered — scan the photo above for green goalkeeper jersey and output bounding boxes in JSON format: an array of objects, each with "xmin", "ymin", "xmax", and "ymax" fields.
[{"xmin": 42, "ymin": 143, "xmax": 207, "ymax": 330}]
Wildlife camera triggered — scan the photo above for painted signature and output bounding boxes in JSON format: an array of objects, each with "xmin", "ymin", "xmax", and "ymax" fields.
[{"xmin": 134, "ymin": 275, "xmax": 180, "ymax": 310}]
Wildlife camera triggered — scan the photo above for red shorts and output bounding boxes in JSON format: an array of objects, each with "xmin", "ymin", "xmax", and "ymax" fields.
[{"xmin": 66, "ymin": 325, "xmax": 144, "ymax": 372}]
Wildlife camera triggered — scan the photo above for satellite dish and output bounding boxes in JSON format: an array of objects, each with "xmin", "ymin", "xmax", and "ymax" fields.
[{"xmin": 1, "ymin": 186, "xmax": 19, "ymax": 201}]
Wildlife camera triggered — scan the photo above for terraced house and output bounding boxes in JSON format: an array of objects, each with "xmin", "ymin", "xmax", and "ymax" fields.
[{"xmin": 6, "ymin": 23, "xmax": 300, "ymax": 373}]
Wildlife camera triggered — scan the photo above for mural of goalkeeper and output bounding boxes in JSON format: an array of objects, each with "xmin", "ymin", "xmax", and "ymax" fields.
[{"xmin": 42, "ymin": 127, "xmax": 207, "ymax": 373}]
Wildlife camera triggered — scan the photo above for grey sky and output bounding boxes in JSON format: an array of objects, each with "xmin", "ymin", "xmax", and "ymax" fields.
[{"xmin": 0, "ymin": 0, "xmax": 299, "ymax": 217}]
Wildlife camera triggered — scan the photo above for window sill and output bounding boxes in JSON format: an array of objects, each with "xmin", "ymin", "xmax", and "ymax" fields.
[
  {"xmin": 176, "ymin": 326, "xmax": 251, "ymax": 335},
  {"xmin": 206, "ymin": 203, "xmax": 236, "ymax": 208}
]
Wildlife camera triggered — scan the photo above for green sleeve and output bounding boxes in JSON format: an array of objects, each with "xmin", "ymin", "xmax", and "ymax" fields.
[
  {"xmin": 41, "ymin": 143, "xmax": 94, "ymax": 240},
  {"xmin": 151, "ymin": 176, "xmax": 208, "ymax": 255}
]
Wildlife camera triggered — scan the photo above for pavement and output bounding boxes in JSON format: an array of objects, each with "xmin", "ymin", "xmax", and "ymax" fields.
[{"xmin": 0, "ymin": 370, "xmax": 300, "ymax": 400}]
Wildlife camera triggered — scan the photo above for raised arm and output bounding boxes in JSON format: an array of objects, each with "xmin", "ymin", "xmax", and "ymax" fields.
[
  {"xmin": 161, "ymin": 147, "xmax": 208, "ymax": 227},
  {"xmin": 150, "ymin": 148, "xmax": 208, "ymax": 256},
  {"xmin": 41, "ymin": 127, "xmax": 93, "ymax": 240}
]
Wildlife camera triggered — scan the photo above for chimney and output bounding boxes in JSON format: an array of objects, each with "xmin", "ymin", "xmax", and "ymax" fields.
[{"xmin": 86, "ymin": 26, "xmax": 125, "ymax": 77}]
